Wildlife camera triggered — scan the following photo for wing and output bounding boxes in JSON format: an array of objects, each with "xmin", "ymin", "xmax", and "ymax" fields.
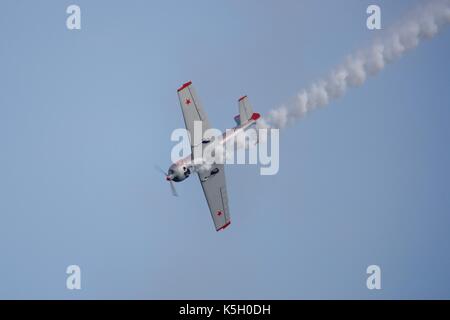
[
  {"xmin": 198, "ymin": 164, "xmax": 231, "ymax": 231},
  {"xmin": 177, "ymin": 81, "xmax": 212, "ymax": 147}
]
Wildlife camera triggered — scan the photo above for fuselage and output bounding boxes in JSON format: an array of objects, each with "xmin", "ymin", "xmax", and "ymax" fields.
[{"xmin": 166, "ymin": 113, "xmax": 260, "ymax": 183}]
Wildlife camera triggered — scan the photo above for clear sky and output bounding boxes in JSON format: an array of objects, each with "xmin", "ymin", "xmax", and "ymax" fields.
[{"xmin": 0, "ymin": 0, "xmax": 449, "ymax": 299}]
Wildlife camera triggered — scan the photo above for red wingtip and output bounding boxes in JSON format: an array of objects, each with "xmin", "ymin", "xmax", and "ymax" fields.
[
  {"xmin": 251, "ymin": 112, "xmax": 261, "ymax": 121},
  {"xmin": 238, "ymin": 95, "xmax": 247, "ymax": 102},
  {"xmin": 177, "ymin": 81, "xmax": 192, "ymax": 92},
  {"xmin": 217, "ymin": 221, "xmax": 231, "ymax": 231}
]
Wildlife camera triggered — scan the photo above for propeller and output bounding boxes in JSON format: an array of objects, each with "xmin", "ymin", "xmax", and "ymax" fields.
[{"xmin": 155, "ymin": 165, "xmax": 178, "ymax": 197}]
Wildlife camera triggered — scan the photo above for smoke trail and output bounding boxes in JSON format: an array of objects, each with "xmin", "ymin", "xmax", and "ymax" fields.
[{"xmin": 265, "ymin": 0, "xmax": 450, "ymax": 129}]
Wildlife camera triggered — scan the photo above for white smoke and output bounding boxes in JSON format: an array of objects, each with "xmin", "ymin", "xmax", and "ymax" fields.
[{"xmin": 266, "ymin": 0, "xmax": 450, "ymax": 128}]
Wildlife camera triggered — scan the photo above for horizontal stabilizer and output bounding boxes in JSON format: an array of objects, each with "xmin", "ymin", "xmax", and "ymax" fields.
[{"xmin": 238, "ymin": 96, "xmax": 254, "ymax": 123}]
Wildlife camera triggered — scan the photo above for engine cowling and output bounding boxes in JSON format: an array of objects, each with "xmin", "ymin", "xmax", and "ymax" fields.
[{"xmin": 167, "ymin": 164, "xmax": 191, "ymax": 182}]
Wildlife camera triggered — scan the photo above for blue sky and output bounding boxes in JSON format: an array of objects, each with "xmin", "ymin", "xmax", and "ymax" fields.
[{"xmin": 0, "ymin": 0, "xmax": 449, "ymax": 299}]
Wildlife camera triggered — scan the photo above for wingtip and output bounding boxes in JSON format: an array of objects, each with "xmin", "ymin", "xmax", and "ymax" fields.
[
  {"xmin": 177, "ymin": 81, "xmax": 192, "ymax": 92},
  {"xmin": 217, "ymin": 221, "xmax": 231, "ymax": 231},
  {"xmin": 238, "ymin": 95, "xmax": 247, "ymax": 102}
]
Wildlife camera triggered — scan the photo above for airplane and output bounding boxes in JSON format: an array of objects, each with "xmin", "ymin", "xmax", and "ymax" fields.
[{"xmin": 158, "ymin": 81, "xmax": 261, "ymax": 232}]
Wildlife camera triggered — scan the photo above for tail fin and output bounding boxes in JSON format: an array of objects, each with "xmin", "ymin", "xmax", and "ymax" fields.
[{"xmin": 238, "ymin": 96, "xmax": 254, "ymax": 123}]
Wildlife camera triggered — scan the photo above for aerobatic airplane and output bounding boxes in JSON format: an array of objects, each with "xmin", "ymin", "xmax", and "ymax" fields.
[{"xmin": 158, "ymin": 81, "xmax": 261, "ymax": 231}]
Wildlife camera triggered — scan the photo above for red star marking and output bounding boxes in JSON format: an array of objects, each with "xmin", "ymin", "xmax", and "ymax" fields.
[
  {"xmin": 217, "ymin": 210, "xmax": 223, "ymax": 216},
  {"xmin": 185, "ymin": 98, "xmax": 191, "ymax": 105}
]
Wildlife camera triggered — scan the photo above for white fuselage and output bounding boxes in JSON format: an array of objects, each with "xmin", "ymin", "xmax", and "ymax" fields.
[{"xmin": 167, "ymin": 116, "xmax": 259, "ymax": 182}]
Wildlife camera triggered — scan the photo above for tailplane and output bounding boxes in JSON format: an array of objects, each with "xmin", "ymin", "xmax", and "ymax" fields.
[
  {"xmin": 234, "ymin": 95, "xmax": 258, "ymax": 126},
  {"xmin": 238, "ymin": 95, "xmax": 253, "ymax": 123}
]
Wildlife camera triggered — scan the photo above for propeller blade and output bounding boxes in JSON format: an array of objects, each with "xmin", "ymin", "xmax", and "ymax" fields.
[
  {"xmin": 169, "ymin": 180, "xmax": 178, "ymax": 197},
  {"xmin": 155, "ymin": 165, "xmax": 167, "ymax": 176}
]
